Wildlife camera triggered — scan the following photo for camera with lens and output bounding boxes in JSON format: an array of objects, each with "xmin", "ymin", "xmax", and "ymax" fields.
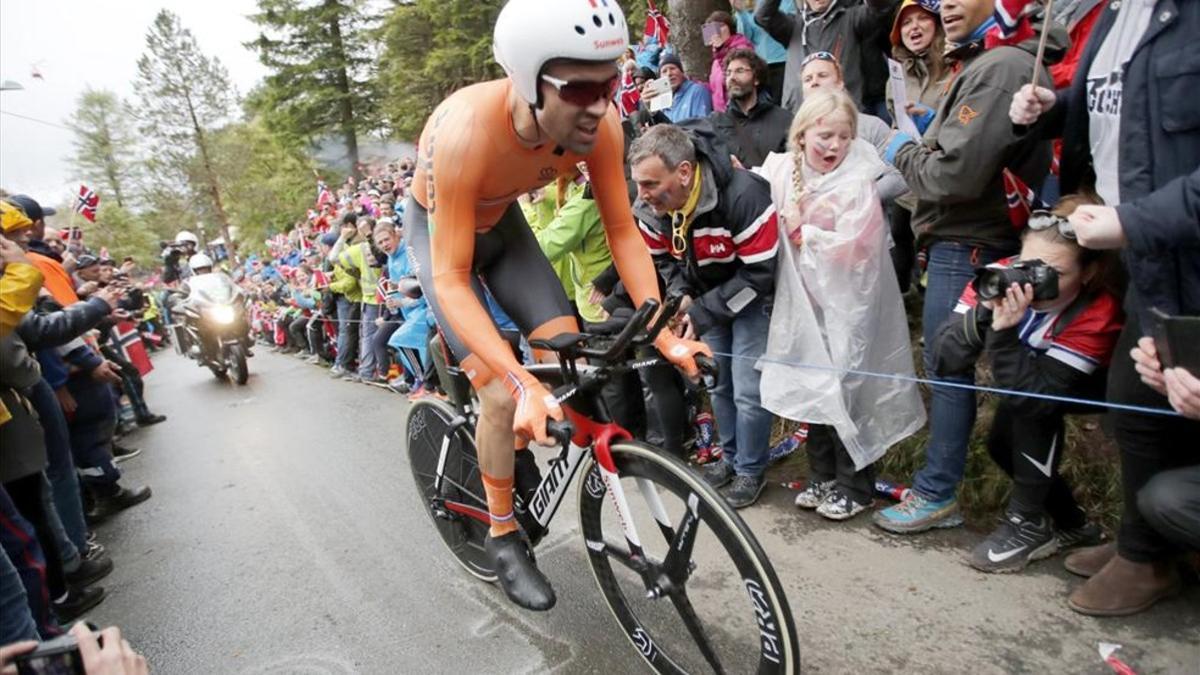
[{"xmin": 972, "ymin": 259, "xmax": 1060, "ymax": 302}]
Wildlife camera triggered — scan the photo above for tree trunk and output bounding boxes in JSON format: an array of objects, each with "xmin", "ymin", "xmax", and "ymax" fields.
[
  {"xmin": 667, "ymin": 0, "xmax": 728, "ymax": 80},
  {"xmin": 326, "ymin": 0, "xmax": 360, "ymax": 180},
  {"xmin": 180, "ymin": 80, "xmax": 237, "ymax": 261}
]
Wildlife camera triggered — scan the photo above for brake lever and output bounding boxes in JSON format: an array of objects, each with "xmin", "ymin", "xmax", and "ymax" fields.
[
  {"xmin": 546, "ymin": 419, "xmax": 575, "ymax": 450},
  {"xmin": 633, "ymin": 295, "xmax": 682, "ymax": 348}
]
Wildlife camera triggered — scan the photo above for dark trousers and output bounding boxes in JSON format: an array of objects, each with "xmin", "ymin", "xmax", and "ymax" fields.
[
  {"xmin": 65, "ymin": 377, "xmax": 121, "ymax": 493},
  {"xmin": 287, "ymin": 316, "xmax": 310, "ymax": 351},
  {"xmin": 1108, "ymin": 315, "xmax": 1200, "ymax": 562},
  {"xmin": 26, "ymin": 380, "xmax": 88, "ymax": 553},
  {"xmin": 986, "ymin": 404, "xmax": 1087, "ymax": 529},
  {"xmin": 1138, "ymin": 465, "xmax": 1200, "ymax": 552},
  {"xmin": 372, "ymin": 312, "xmax": 400, "ymax": 374},
  {"xmin": 766, "ymin": 62, "xmax": 786, "ymax": 105},
  {"xmin": 888, "ymin": 203, "xmax": 916, "ymax": 294},
  {"xmin": 100, "ymin": 345, "xmax": 151, "ymax": 420},
  {"xmin": 806, "ymin": 424, "xmax": 875, "ymax": 503}
]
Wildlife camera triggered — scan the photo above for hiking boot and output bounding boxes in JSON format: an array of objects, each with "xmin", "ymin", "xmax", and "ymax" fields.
[
  {"xmin": 86, "ymin": 485, "xmax": 152, "ymax": 524},
  {"xmin": 1064, "ymin": 542, "xmax": 1118, "ymax": 578},
  {"xmin": 873, "ymin": 492, "xmax": 964, "ymax": 534},
  {"xmin": 65, "ymin": 556, "xmax": 114, "ymax": 589},
  {"xmin": 699, "ymin": 459, "xmax": 735, "ymax": 490},
  {"xmin": 136, "ymin": 413, "xmax": 167, "ymax": 427},
  {"xmin": 1068, "ymin": 553, "xmax": 1181, "ymax": 617},
  {"xmin": 816, "ymin": 488, "xmax": 873, "ymax": 521},
  {"xmin": 53, "ymin": 586, "xmax": 105, "ymax": 623},
  {"xmin": 112, "ymin": 444, "xmax": 141, "ymax": 464},
  {"xmin": 969, "ymin": 512, "xmax": 1058, "ymax": 573},
  {"xmin": 486, "ymin": 531, "xmax": 556, "ymax": 611},
  {"xmin": 1056, "ymin": 522, "xmax": 1105, "ymax": 551},
  {"xmin": 721, "ymin": 474, "xmax": 765, "ymax": 509},
  {"xmin": 794, "ymin": 479, "xmax": 835, "ymax": 510}
]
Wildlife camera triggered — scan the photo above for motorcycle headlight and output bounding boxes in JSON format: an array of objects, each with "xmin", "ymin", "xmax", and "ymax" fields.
[{"xmin": 208, "ymin": 305, "xmax": 236, "ymax": 325}]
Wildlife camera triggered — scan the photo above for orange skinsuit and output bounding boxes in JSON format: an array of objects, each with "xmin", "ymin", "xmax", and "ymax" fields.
[{"xmin": 410, "ymin": 79, "xmax": 695, "ymax": 398}]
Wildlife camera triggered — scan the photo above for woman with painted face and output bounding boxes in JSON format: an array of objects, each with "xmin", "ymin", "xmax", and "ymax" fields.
[
  {"xmin": 931, "ymin": 193, "xmax": 1124, "ymax": 573},
  {"xmin": 754, "ymin": 89, "xmax": 926, "ymax": 521}
]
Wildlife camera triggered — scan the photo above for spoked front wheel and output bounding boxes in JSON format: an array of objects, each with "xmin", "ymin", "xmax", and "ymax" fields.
[
  {"xmin": 404, "ymin": 398, "xmax": 496, "ymax": 582},
  {"xmin": 578, "ymin": 441, "xmax": 799, "ymax": 674}
]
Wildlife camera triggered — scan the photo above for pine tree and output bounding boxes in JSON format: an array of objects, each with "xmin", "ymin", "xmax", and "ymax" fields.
[
  {"xmin": 247, "ymin": 0, "xmax": 380, "ymax": 177},
  {"xmin": 67, "ymin": 88, "xmax": 137, "ymax": 208},
  {"xmin": 133, "ymin": 9, "xmax": 239, "ymax": 258}
]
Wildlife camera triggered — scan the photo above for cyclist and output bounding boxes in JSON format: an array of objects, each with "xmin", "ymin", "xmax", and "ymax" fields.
[{"xmin": 405, "ymin": 0, "xmax": 710, "ymax": 611}]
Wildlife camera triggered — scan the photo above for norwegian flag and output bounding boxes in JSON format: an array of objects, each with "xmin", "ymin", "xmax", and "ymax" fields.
[
  {"xmin": 75, "ymin": 185, "xmax": 99, "ymax": 222},
  {"xmin": 986, "ymin": 0, "xmax": 1036, "ymax": 48},
  {"xmin": 645, "ymin": 0, "xmax": 670, "ymax": 46},
  {"xmin": 1002, "ymin": 169, "xmax": 1048, "ymax": 230},
  {"xmin": 115, "ymin": 320, "xmax": 153, "ymax": 376},
  {"xmin": 617, "ymin": 67, "xmax": 641, "ymax": 118},
  {"xmin": 311, "ymin": 269, "xmax": 331, "ymax": 289},
  {"xmin": 375, "ymin": 277, "xmax": 393, "ymax": 305},
  {"xmin": 316, "ymin": 180, "xmax": 334, "ymax": 209},
  {"xmin": 267, "ymin": 233, "xmax": 288, "ymax": 250}
]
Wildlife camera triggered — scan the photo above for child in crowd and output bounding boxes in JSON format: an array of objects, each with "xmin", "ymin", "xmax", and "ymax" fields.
[
  {"xmin": 754, "ymin": 89, "xmax": 925, "ymax": 521},
  {"xmin": 931, "ymin": 193, "xmax": 1123, "ymax": 572}
]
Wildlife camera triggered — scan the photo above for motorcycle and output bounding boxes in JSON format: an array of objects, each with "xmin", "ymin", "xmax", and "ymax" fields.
[{"xmin": 169, "ymin": 274, "xmax": 252, "ymax": 385}]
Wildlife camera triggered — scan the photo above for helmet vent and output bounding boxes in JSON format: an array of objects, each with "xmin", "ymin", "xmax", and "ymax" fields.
[
  {"xmin": 574, "ymin": 24, "xmax": 585, "ymax": 35},
  {"xmin": 608, "ymin": 13, "xmax": 615, "ymax": 25},
  {"xmin": 592, "ymin": 14, "xmax": 603, "ymax": 28}
]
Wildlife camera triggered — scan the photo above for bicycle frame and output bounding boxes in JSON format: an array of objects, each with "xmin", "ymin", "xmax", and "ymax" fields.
[{"xmin": 431, "ymin": 363, "xmax": 654, "ymax": 551}]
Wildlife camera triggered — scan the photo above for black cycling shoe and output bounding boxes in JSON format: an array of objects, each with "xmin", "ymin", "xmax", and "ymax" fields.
[{"xmin": 486, "ymin": 531, "xmax": 556, "ymax": 611}]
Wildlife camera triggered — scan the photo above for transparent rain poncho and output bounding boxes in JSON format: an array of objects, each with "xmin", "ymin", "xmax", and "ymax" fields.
[{"xmin": 754, "ymin": 141, "xmax": 926, "ymax": 469}]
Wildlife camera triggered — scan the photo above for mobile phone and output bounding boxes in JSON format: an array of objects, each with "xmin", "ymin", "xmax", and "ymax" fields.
[
  {"xmin": 1148, "ymin": 307, "xmax": 1200, "ymax": 374},
  {"xmin": 13, "ymin": 634, "xmax": 87, "ymax": 675}
]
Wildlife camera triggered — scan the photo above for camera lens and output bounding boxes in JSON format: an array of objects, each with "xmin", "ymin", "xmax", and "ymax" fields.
[{"xmin": 977, "ymin": 270, "xmax": 1005, "ymax": 301}]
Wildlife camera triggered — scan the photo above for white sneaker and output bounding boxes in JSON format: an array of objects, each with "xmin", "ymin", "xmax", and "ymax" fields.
[
  {"xmin": 794, "ymin": 479, "xmax": 835, "ymax": 509},
  {"xmin": 816, "ymin": 488, "xmax": 873, "ymax": 521}
]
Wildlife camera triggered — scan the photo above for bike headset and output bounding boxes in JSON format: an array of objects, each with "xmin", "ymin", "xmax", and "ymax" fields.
[{"xmin": 493, "ymin": 0, "xmax": 629, "ymax": 146}]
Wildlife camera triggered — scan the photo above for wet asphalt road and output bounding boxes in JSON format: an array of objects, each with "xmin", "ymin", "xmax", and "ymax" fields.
[{"xmin": 88, "ymin": 350, "xmax": 1199, "ymax": 674}]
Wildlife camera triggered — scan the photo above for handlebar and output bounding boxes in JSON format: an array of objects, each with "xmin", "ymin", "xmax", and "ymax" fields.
[
  {"xmin": 546, "ymin": 419, "xmax": 575, "ymax": 449},
  {"xmin": 577, "ymin": 298, "xmax": 659, "ymax": 362}
]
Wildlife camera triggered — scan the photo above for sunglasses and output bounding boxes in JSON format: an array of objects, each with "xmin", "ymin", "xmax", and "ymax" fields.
[
  {"xmin": 1028, "ymin": 210, "xmax": 1076, "ymax": 239},
  {"xmin": 541, "ymin": 74, "xmax": 620, "ymax": 107},
  {"xmin": 801, "ymin": 51, "xmax": 837, "ymax": 67}
]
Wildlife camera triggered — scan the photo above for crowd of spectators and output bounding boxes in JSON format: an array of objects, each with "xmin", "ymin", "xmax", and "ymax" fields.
[{"xmin": 2, "ymin": 0, "xmax": 1198, "ymax": 662}]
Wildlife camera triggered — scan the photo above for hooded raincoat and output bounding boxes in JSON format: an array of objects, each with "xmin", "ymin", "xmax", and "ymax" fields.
[{"xmin": 754, "ymin": 141, "xmax": 925, "ymax": 468}]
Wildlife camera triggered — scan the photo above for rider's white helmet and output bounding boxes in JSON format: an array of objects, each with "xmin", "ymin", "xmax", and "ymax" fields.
[
  {"xmin": 175, "ymin": 230, "xmax": 199, "ymax": 246},
  {"xmin": 493, "ymin": 0, "xmax": 630, "ymax": 106},
  {"xmin": 188, "ymin": 253, "xmax": 213, "ymax": 272}
]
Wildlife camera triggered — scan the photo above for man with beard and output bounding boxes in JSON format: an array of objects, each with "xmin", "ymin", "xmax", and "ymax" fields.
[{"xmin": 709, "ymin": 48, "xmax": 792, "ymax": 169}]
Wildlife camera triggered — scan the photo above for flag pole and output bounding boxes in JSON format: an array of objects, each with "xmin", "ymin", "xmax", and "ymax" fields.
[
  {"xmin": 1030, "ymin": 0, "xmax": 1055, "ymax": 91},
  {"xmin": 65, "ymin": 185, "xmax": 81, "ymax": 253}
]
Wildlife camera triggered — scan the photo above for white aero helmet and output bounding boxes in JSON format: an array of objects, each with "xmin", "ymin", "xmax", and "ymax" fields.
[
  {"xmin": 188, "ymin": 253, "xmax": 213, "ymax": 272},
  {"xmin": 493, "ymin": 0, "xmax": 630, "ymax": 106},
  {"xmin": 175, "ymin": 230, "xmax": 199, "ymax": 246}
]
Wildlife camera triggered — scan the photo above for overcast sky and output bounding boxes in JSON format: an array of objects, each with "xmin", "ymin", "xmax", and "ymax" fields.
[{"xmin": 0, "ymin": 0, "xmax": 268, "ymax": 206}]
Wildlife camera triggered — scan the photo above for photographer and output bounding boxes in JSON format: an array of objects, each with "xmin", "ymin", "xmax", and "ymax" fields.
[
  {"xmin": 160, "ymin": 231, "xmax": 198, "ymax": 286},
  {"xmin": 932, "ymin": 194, "xmax": 1123, "ymax": 573}
]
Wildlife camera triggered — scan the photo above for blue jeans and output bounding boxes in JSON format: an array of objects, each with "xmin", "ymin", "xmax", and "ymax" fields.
[
  {"xmin": 358, "ymin": 303, "xmax": 380, "ymax": 378},
  {"xmin": 702, "ymin": 298, "xmax": 774, "ymax": 478},
  {"xmin": 334, "ymin": 297, "xmax": 360, "ymax": 370},
  {"xmin": 27, "ymin": 380, "xmax": 88, "ymax": 553},
  {"xmin": 0, "ymin": 540, "xmax": 38, "ymax": 643},
  {"xmin": 912, "ymin": 241, "xmax": 1016, "ymax": 501}
]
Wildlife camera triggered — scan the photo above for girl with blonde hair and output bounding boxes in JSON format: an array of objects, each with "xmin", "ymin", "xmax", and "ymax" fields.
[{"xmin": 754, "ymin": 89, "xmax": 926, "ymax": 521}]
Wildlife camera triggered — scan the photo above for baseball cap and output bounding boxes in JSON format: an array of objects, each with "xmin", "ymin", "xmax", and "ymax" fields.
[
  {"xmin": 8, "ymin": 194, "xmax": 56, "ymax": 222},
  {"xmin": 75, "ymin": 254, "xmax": 101, "ymax": 271}
]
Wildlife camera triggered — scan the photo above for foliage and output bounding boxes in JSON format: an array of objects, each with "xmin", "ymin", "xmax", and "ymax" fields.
[
  {"xmin": 67, "ymin": 88, "xmax": 139, "ymax": 208},
  {"xmin": 204, "ymin": 119, "xmax": 317, "ymax": 251},
  {"xmin": 246, "ymin": 0, "xmax": 383, "ymax": 168},
  {"xmin": 132, "ymin": 9, "xmax": 239, "ymax": 249},
  {"xmin": 81, "ymin": 203, "xmax": 163, "ymax": 268}
]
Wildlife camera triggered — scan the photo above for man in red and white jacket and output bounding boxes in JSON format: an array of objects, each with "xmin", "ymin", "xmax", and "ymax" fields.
[{"xmin": 629, "ymin": 121, "xmax": 779, "ymax": 508}]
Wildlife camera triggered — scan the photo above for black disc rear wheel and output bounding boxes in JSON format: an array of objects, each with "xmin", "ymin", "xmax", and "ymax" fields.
[
  {"xmin": 578, "ymin": 441, "xmax": 799, "ymax": 674},
  {"xmin": 405, "ymin": 398, "xmax": 495, "ymax": 582}
]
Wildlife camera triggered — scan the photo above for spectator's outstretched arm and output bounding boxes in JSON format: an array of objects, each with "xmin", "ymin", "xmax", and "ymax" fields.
[
  {"xmin": 890, "ymin": 81, "xmax": 1034, "ymax": 203},
  {"xmin": 1117, "ymin": 167, "xmax": 1200, "ymax": 250},
  {"xmin": 931, "ymin": 305, "xmax": 992, "ymax": 379},
  {"xmin": 755, "ymin": 0, "xmax": 794, "ymax": 46},
  {"xmin": 16, "ymin": 297, "xmax": 113, "ymax": 350}
]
